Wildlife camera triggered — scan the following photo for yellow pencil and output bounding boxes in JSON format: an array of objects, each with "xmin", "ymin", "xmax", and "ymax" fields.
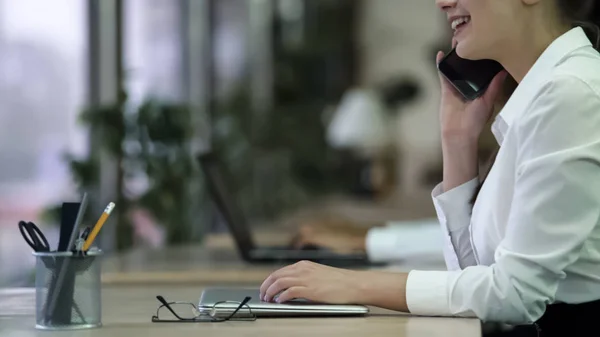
[{"xmin": 82, "ymin": 202, "xmax": 116, "ymax": 251}]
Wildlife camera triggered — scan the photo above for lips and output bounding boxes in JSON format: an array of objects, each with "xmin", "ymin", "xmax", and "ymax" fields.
[
  {"xmin": 449, "ymin": 16, "xmax": 471, "ymax": 37},
  {"xmin": 451, "ymin": 16, "xmax": 471, "ymax": 30}
]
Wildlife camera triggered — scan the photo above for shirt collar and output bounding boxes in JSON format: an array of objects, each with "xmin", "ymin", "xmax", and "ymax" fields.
[{"xmin": 492, "ymin": 27, "xmax": 592, "ymax": 145}]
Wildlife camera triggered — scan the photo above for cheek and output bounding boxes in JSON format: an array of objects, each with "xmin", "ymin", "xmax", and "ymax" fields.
[
  {"xmin": 469, "ymin": 1, "xmax": 514, "ymax": 43},
  {"xmin": 470, "ymin": 18, "xmax": 492, "ymax": 43},
  {"xmin": 463, "ymin": 0, "xmax": 496, "ymax": 37},
  {"xmin": 460, "ymin": 0, "xmax": 516, "ymax": 59},
  {"xmin": 462, "ymin": 15, "xmax": 500, "ymax": 57},
  {"xmin": 472, "ymin": 17, "xmax": 511, "ymax": 51}
]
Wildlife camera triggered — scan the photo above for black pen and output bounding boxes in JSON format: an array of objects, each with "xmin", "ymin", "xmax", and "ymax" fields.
[
  {"xmin": 74, "ymin": 227, "xmax": 91, "ymax": 251},
  {"xmin": 81, "ymin": 227, "xmax": 91, "ymax": 241}
]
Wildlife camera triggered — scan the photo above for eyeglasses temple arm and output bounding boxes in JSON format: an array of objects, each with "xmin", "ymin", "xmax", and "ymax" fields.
[
  {"xmin": 225, "ymin": 296, "xmax": 252, "ymax": 320},
  {"xmin": 156, "ymin": 295, "xmax": 187, "ymax": 321}
]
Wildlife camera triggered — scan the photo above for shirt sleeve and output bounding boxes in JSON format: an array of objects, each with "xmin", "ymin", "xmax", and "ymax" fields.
[
  {"xmin": 432, "ymin": 179, "xmax": 479, "ymax": 270},
  {"xmin": 405, "ymin": 76, "xmax": 600, "ymax": 323},
  {"xmin": 365, "ymin": 219, "xmax": 443, "ymax": 262}
]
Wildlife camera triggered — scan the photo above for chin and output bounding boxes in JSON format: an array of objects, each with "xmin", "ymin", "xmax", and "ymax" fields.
[{"xmin": 456, "ymin": 41, "xmax": 486, "ymax": 61}]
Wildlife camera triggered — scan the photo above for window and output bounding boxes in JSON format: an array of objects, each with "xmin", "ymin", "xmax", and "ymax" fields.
[
  {"xmin": 0, "ymin": 0, "xmax": 88, "ymax": 213},
  {"xmin": 0, "ymin": 0, "xmax": 88, "ymax": 286}
]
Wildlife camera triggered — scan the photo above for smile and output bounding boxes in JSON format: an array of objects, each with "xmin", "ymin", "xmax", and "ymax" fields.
[{"xmin": 451, "ymin": 16, "xmax": 471, "ymax": 32}]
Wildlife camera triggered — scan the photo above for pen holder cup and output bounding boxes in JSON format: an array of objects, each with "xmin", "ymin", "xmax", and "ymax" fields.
[{"xmin": 33, "ymin": 250, "xmax": 103, "ymax": 330}]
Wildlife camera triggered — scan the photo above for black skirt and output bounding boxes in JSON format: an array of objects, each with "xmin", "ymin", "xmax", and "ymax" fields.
[{"xmin": 483, "ymin": 299, "xmax": 600, "ymax": 337}]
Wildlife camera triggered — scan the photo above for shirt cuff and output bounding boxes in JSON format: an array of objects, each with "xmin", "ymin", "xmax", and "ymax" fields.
[
  {"xmin": 406, "ymin": 270, "xmax": 453, "ymax": 316},
  {"xmin": 432, "ymin": 178, "xmax": 479, "ymax": 232}
]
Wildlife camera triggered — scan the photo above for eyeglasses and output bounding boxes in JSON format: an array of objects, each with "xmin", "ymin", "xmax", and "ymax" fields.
[{"xmin": 151, "ymin": 295, "xmax": 257, "ymax": 323}]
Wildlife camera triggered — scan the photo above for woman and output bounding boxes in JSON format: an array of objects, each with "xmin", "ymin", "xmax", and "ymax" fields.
[{"xmin": 260, "ymin": 0, "xmax": 600, "ymax": 335}]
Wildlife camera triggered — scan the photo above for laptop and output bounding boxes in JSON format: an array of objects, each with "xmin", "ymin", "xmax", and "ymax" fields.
[
  {"xmin": 198, "ymin": 153, "xmax": 383, "ymax": 267},
  {"xmin": 198, "ymin": 287, "xmax": 369, "ymax": 318}
]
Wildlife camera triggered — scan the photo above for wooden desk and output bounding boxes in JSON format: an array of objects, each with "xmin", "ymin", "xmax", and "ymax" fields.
[
  {"xmin": 1, "ymin": 214, "xmax": 482, "ymax": 336},
  {"xmin": 0, "ymin": 286, "xmax": 481, "ymax": 337}
]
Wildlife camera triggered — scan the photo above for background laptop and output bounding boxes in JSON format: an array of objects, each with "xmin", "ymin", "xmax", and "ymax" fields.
[
  {"xmin": 198, "ymin": 287, "xmax": 369, "ymax": 318},
  {"xmin": 198, "ymin": 153, "xmax": 383, "ymax": 267}
]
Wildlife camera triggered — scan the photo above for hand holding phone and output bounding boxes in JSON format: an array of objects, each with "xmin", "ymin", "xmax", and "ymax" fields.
[
  {"xmin": 435, "ymin": 50, "xmax": 507, "ymax": 140},
  {"xmin": 437, "ymin": 48, "xmax": 505, "ymax": 101}
]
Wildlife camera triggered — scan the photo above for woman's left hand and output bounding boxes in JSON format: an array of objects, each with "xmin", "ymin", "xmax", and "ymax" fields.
[{"xmin": 259, "ymin": 261, "xmax": 365, "ymax": 304}]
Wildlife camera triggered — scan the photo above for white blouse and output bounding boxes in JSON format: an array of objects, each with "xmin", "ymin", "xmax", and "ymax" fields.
[{"xmin": 405, "ymin": 27, "xmax": 600, "ymax": 323}]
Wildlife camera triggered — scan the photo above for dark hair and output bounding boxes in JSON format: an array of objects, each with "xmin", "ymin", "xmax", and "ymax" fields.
[
  {"xmin": 558, "ymin": 0, "xmax": 600, "ymax": 49},
  {"xmin": 471, "ymin": 1, "xmax": 599, "ymax": 204}
]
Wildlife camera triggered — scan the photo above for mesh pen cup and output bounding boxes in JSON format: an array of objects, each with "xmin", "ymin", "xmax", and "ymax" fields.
[{"xmin": 33, "ymin": 250, "xmax": 103, "ymax": 330}]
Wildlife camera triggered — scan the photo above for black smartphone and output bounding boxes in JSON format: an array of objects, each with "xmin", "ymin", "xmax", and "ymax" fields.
[{"xmin": 437, "ymin": 48, "xmax": 504, "ymax": 100}]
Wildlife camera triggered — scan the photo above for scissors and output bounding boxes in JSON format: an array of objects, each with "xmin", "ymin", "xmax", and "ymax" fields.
[
  {"xmin": 18, "ymin": 221, "xmax": 51, "ymax": 252},
  {"xmin": 75, "ymin": 227, "xmax": 91, "ymax": 251}
]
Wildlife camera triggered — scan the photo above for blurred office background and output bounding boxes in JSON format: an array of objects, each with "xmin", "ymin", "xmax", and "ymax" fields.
[{"xmin": 0, "ymin": 0, "xmax": 452, "ymax": 286}]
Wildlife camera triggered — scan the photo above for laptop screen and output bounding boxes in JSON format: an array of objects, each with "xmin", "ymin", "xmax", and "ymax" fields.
[{"xmin": 197, "ymin": 153, "xmax": 256, "ymax": 255}]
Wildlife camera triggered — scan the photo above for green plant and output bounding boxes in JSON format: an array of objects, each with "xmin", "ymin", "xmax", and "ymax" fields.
[
  {"xmin": 133, "ymin": 100, "xmax": 201, "ymax": 244},
  {"xmin": 44, "ymin": 91, "xmax": 201, "ymax": 250}
]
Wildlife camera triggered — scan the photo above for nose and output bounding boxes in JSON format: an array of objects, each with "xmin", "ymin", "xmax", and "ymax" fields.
[{"xmin": 435, "ymin": 0, "xmax": 457, "ymax": 11}]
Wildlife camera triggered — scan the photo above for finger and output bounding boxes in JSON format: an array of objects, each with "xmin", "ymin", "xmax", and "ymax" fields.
[
  {"xmin": 480, "ymin": 70, "xmax": 508, "ymax": 105},
  {"xmin": 260, "ymin": 269, "xmax": 284, "ymax": 299},
  {"xmin": 435, "ymin": 50, "xmax": 445, "ymax": 83},
  {"xmin": 260, "ymin": 271, "xmax": 287, "ymax": 300},
  {"xmin": 264, "ymin": 277, "xmax": 298, "ymax": 303},
  {"xmin": 259, "ymin": 264, "xmax": 300, "ymax": 299},
  {"xmin": 436, "ymin": 51, "xmax": 460, "ymax": 96},
  {"xmin": 436, "ymin": 50, "xmax": 445, "ymax": 65},
  {"xmin": 275, "ymin": 286, "xmax": 309, "ymax": 304}
]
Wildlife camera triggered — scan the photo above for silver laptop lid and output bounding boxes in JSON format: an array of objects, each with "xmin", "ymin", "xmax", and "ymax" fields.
[{"xmin": 198, "ymin": 287, "xmax": 369, "ymax": 317}]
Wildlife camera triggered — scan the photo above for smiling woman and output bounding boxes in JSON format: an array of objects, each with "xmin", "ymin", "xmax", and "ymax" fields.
[{"xmin": 260, "ymin": 0, "xmax": 600, "ymax": 336}]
